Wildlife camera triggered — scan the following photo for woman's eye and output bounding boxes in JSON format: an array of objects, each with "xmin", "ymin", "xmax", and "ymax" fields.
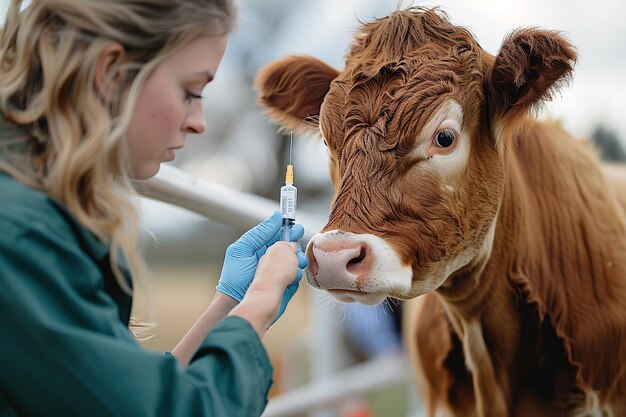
[
  {"xmin": 185, "ymin": 91, "xmax": 203, "ymax": 102},
  {"xmin": 434, "ymin": 128, "xmax": 456, "ymax": 148}
]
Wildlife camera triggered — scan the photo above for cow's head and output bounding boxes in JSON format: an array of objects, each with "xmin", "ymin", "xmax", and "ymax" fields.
[{"xmin": 256, "ymin": 8, "xmax": 575, "ymax": 305}]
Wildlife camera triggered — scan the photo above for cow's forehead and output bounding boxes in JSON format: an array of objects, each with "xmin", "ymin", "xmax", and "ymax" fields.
[
  {"xmin": 320, "ymin": 57, "xmax": 482, "ymax": 152},
  {"xmin": 320, "ymin": 10, "xmax": 486, "ymax": 148},
  {"xmin": 346, "ymin": 8, "xmax": 482, "ymax": 71}
]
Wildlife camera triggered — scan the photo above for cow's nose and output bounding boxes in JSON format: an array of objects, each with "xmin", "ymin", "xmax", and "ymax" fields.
[{"xmin": 306, "ymin": 239, "xmax": 372, "ymax": 290}]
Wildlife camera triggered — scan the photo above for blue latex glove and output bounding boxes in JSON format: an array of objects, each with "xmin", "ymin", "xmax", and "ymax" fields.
[
  {"xmin": 216, "ymin": 211, "xmax": 306, "ymax": 304},
  {"xmin": 275, "ymin": 247, "xmax": 308, "ymax": 323}
]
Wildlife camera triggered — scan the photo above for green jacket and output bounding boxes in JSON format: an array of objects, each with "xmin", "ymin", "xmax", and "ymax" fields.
[{"xmin": 0, "ymin": 172, "xmax": 273, "ymax": 416}]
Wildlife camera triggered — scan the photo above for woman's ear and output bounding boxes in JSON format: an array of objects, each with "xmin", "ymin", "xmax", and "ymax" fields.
[{"xmin": 94, "ymin": 42, "xmax": 125, "ymax": 102}]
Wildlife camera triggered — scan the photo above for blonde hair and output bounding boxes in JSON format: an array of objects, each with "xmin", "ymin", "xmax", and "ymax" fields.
[{"xmin": 0, "ymin": 0, "xmax": 236, "ymax": 319}]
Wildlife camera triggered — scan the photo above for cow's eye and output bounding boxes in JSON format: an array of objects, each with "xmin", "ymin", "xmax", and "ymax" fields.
[{"xmin": 434, "ymin": 128, "xmax": 456, "ymax": 148}]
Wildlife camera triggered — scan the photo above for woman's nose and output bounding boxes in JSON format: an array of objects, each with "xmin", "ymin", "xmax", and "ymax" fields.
[{"xmin": 184, "ymin": 105, "xmax": 207, "ymax": 134}]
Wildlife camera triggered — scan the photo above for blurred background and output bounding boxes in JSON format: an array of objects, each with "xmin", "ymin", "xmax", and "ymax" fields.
[{"xmin": 2, "ymin": 0, "xmax": 625, "ymax": 416}]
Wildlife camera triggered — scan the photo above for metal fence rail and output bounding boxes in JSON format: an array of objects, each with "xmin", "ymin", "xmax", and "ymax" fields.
[
  {"xmin": 261, "ymin": 354, "xmax": 411, "ymax": 417},
  {"xmin": 133, "ymin": 164, "xmax": 324, "ymax": 241}
]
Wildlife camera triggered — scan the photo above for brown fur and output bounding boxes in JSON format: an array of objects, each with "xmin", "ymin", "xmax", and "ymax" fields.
[{"xmin": 256, "ymin": 7, "xmax": 626, "ymax": 416}]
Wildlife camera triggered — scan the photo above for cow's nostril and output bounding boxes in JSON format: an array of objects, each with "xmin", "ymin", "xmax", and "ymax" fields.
[
  {"xmin": 309, "ymin": 238, "xmax": 374, "ymax": 290},
  {"xmin": 346, "ymin": 245, "xmax": 370, "ymax": 275},
  {"xmin": 347, "ymin": 246, "xmax": 367, "ymax": 266}
]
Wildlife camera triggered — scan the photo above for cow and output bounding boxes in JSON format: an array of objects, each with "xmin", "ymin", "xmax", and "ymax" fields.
[{"xmin": 255, "ymin": 7, "xmax": 626, "ymax": 417}]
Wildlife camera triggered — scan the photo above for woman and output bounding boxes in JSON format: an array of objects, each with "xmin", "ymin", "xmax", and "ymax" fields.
[{"xmin": 0, "ymin": 0, "xmax": 306, "ymax": 415}]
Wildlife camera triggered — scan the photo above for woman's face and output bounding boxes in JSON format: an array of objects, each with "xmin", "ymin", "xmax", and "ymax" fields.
[{"xmin": 126, "ymin": 34, "xmax": 229, "ymax": 179}]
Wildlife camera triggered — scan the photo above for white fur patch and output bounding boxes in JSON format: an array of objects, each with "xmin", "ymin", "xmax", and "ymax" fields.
[
  {"xmin": 571, "ymin": 390, "xmax": 613, "ymax": 417},
  {"xmin": 410, "ymin": 99, "xmax": 470, "ymax": 180}
]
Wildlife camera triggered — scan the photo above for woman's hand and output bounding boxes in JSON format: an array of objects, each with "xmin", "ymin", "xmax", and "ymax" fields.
[
  {"xmin": 173, "ymin": 213, "xmax": 306, "ymax": 365},
  {"xmin": 229, "ymin": 241, "xmax": 307, "ymax": 336},
  {"xmin": 216, "ymin": 211, "xmax": 304, "ymax": 302}
]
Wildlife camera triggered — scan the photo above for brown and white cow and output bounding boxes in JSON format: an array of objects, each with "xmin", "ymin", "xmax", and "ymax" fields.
[{"xmin": 256, "ymin": 8, "xmax": 626, "ymax": 417}]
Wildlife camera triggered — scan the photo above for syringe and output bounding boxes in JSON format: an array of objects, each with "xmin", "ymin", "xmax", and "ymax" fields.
[{"xmin": 279, "ymin": 131, "xmax": 297, "ymax": 241}]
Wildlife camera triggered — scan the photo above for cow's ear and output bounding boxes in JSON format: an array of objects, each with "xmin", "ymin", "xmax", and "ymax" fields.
[
  {"xmin": 486, "ymin": 28, "xmax": 576, "ymax": 128},
  {"xmin": 255, "ymin": 55, "xmax": 339, "ymax": 133}
]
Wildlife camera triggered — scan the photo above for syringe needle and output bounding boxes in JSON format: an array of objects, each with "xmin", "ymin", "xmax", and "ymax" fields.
[{"xmin": 289, "ymin": 129, "xmax": 294, "ymax": 165}]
